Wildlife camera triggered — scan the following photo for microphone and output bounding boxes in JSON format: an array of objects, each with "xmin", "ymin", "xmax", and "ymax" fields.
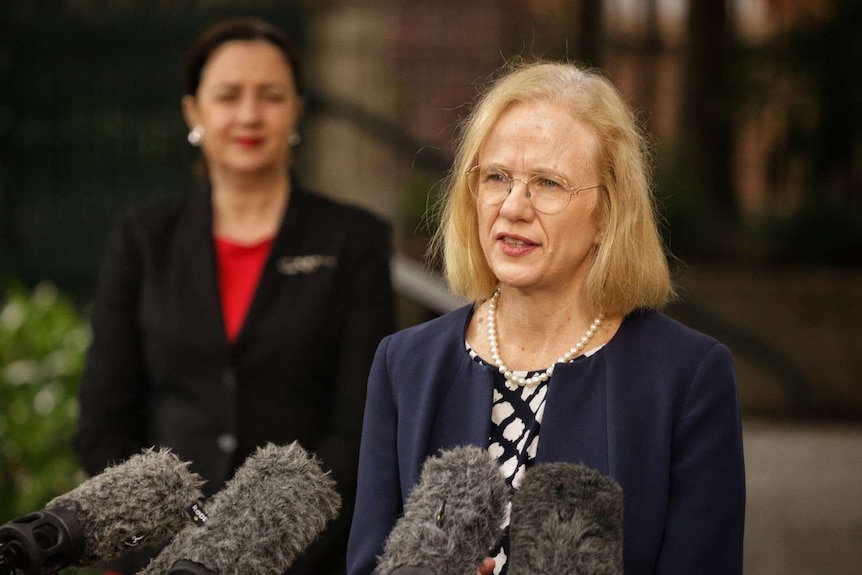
[
  {"xmin": 376, "ymin": 445, "xmax": 508, "ymax": 575},
  {"xmin": 508, "ymin": 463, "xmax": 623, "ymax": 575},
  {"xmin": 139, "ymin": 442, "xmax": 341, "ymax": 575},
  {"xmin": 0, "ymin": 448, "xmax": 205, "ymax": 575}
]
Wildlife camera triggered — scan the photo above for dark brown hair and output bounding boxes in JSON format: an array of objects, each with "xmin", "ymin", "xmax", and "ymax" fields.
[{"xmin": 184, "ymin": 18, "xmax": 303, "ymax": 97}]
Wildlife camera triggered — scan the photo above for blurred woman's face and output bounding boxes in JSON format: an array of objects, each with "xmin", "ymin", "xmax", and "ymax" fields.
[
  {"xmin": 475, "ymin": 99, "xmax": 602, "ymax": 296},
  {"xmin": 183, "ymin": 39, "xmax": 302, "ymax": 180}
]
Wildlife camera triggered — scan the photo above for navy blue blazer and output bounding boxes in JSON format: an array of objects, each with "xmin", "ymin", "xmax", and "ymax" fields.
[{"xmin": 347, "ymin": 305, "xmax": 745, "ymax": 575}]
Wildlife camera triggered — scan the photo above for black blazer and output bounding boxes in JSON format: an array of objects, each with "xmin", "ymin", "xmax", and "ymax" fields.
[{"xmin": 77, "ymin": 183, "xmax": 396, "ymax": 571}]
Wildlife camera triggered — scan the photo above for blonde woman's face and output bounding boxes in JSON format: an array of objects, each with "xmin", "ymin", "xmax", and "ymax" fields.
[
  {"xmin": 475, "ymin": 100, "xmax": 602, "ymax": 295},
  {"xmin": 183, "ymin": 40, "xmax": 302, "ymax": 180}
]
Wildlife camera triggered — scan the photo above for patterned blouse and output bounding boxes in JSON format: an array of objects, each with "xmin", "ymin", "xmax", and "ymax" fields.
[{"xmin": 466, "ymin": 342, "xmax": 603, "ymax": 575}]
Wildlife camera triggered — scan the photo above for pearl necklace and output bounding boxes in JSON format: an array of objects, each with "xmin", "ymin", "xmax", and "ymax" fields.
[{"xmin": 486, "ymin": 287, "xmax": 605, "ymax": 387}]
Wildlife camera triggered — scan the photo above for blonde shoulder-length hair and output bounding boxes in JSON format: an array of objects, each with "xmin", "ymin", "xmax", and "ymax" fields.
[{"xmin": 429, "ymin": 60, "xmax": 674, "ymax": 315}]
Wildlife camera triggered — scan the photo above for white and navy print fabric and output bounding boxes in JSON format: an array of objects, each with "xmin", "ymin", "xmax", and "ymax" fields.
[
  {"xmin": 466, "ymin": 341, "xmax": 604, "ymax": 575},
  {"xmin": 467, "ymin": 343, "xmax": 548, "ymax": 575}
]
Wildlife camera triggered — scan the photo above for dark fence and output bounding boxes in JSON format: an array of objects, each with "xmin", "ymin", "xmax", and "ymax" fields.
[{"xmin": 0, "ymin": 2, "xmax": 306, "ymax": 299}]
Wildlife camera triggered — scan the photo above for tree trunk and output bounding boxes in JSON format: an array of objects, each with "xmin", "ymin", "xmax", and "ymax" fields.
[
  {"xmin": 579, "ymin": 0, "xmax": 604, "ymax": 68},
  {"xmin": 682, "ymin": 0, "xmax": 736, "ymax": 221}
]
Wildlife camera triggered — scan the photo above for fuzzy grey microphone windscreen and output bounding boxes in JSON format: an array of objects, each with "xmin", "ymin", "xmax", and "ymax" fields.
[
  {"xmin": 376, "ymin": 445, "xmax": 508, "ymax": 575},
  {"xmin": 508, "ymin": 463, "xmax": 623, "ymax": 575},
  {"xmin": 44, "ymin": 447, "xmax": 205, "ymax": 566},
  {"xmin": 139, "ymin": 442, "xmax": 341, "ymax": 575}
]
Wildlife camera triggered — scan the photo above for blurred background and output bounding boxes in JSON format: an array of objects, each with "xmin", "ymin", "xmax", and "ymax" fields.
[{"xmin": 0, "ymin": 0, "xmax": 859, "ymax": 573}]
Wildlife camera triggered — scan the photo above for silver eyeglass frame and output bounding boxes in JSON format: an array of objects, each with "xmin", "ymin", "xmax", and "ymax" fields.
[{"xmin": 465, "ymin": 165, "xmax": 603, "ymax": 214}]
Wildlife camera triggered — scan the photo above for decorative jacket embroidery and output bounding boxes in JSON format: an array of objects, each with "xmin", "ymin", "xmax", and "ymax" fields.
[{"xmin": 277, "ymin": 255, "xmax": 337, "ymax": 275}]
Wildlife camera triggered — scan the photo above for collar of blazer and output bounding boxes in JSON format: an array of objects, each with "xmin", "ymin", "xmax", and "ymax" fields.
[{"xmin": 277, "ymin": 254, "xmax": 338, "ymax": 275}]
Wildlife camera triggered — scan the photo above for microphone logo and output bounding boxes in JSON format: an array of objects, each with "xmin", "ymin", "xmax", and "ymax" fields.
[
  {"xmin": 185, "ymin": 503, "xmax": 210, "ymax": 526},
  {"xmin": 123, "ymin": 534, "xmax": 147, "ymax": 547},
  {"xmin": 434, "ymin": 501, "xmax": 445, "ymax": 527}
]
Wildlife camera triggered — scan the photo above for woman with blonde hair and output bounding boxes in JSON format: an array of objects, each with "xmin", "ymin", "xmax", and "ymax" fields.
[{"xmin": 347, "ymin": 60, "xmax": 744, "ymax": 575}]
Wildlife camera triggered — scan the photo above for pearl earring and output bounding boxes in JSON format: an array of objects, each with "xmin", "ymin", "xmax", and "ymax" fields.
[
  {"xmin": 187, "ymin": 125, "xmax": 204, "ymax": 146},
  {"xmin": 288, "ymin": 132, "xmax": 301, "ymax": 146}
]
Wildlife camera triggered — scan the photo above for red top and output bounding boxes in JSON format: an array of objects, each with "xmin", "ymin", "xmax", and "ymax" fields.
[{"xmin": 214, "ymin": 235, "xmax": 274, "ymax": 342}]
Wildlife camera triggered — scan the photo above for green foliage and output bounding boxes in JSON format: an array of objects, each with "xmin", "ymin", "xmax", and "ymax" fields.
[
  {"xmin": 783, "ymin": 0, "xmax": 862, "ymax": 196},
  {"xmin": 655, "ymin": 139, "xmax": 736, "ymax": 261},
  {"xmin": 0, "ymin": 280, "xmax": 91, "ymax": 522},
  {"xmin": 732, "ymin": 0, "xmax": 862, "ymax": 266}
]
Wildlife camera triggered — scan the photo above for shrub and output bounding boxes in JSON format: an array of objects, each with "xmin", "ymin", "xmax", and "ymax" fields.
[{"xmin": 0, "ymin": 280, "xmax": 90, "ymax": 521}]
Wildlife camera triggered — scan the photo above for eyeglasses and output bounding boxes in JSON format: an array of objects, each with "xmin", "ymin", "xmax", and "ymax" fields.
[{"xmin": 466, "ymin": 165, "xmax": 602, "ymax": 215}]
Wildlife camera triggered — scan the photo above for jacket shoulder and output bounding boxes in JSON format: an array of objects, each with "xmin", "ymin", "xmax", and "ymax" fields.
[
  {"xmin": 382, "ymin": 305, "xmax": 474, "ymax": 357},
  {"xmin": 621, "ymin": 309, "xmax": 724, "ymax": 353},
  {"xmin": 116, "ymin": 191, "xmax": 201, "ymax": 235},
  {"xmin": 296, "ymin": 188, "xmax": 391, "ymax": 233},
  {"xmin": 608, "ymin": 309, "xmax": 733, "ymax": 385}
]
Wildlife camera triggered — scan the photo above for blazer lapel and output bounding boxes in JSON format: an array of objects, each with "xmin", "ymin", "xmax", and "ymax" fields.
[
  {"xmin": 234, "ymin": 186, "xmax": 308, "ymax": 347},
  {"xmin": 182, "ymin": 187, "xmax": 228, "ymax": 351},
  {"xmin": 536, "ymin": 353, "xmax": 610, "ymax": 475},
  {"xmin": 429, "ymin": 353, "xmax": 495, "ymax": 452},
  {"xmin": 416, "ymin": 307, "xmax": 494, "ymax": 454}
]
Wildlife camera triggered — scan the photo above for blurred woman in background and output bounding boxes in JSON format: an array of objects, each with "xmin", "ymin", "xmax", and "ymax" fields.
[{"xmin": 77, "ymin": 18, "xmax": 396, "ymax": 575}]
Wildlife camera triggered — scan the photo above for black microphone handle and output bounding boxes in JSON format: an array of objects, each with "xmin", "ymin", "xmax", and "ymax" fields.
[
  {"xmin": 0, "ymin": 507, "xmax": 83, "ymax": 575},
  {"xmin": 0, "ymin": 543, "xmax": 20, "ymax": 575}
]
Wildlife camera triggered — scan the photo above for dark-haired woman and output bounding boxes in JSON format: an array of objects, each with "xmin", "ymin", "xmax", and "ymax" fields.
[{"xmin": 77, "ymin": 18, "xmax": 396, "ymax": 575}]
